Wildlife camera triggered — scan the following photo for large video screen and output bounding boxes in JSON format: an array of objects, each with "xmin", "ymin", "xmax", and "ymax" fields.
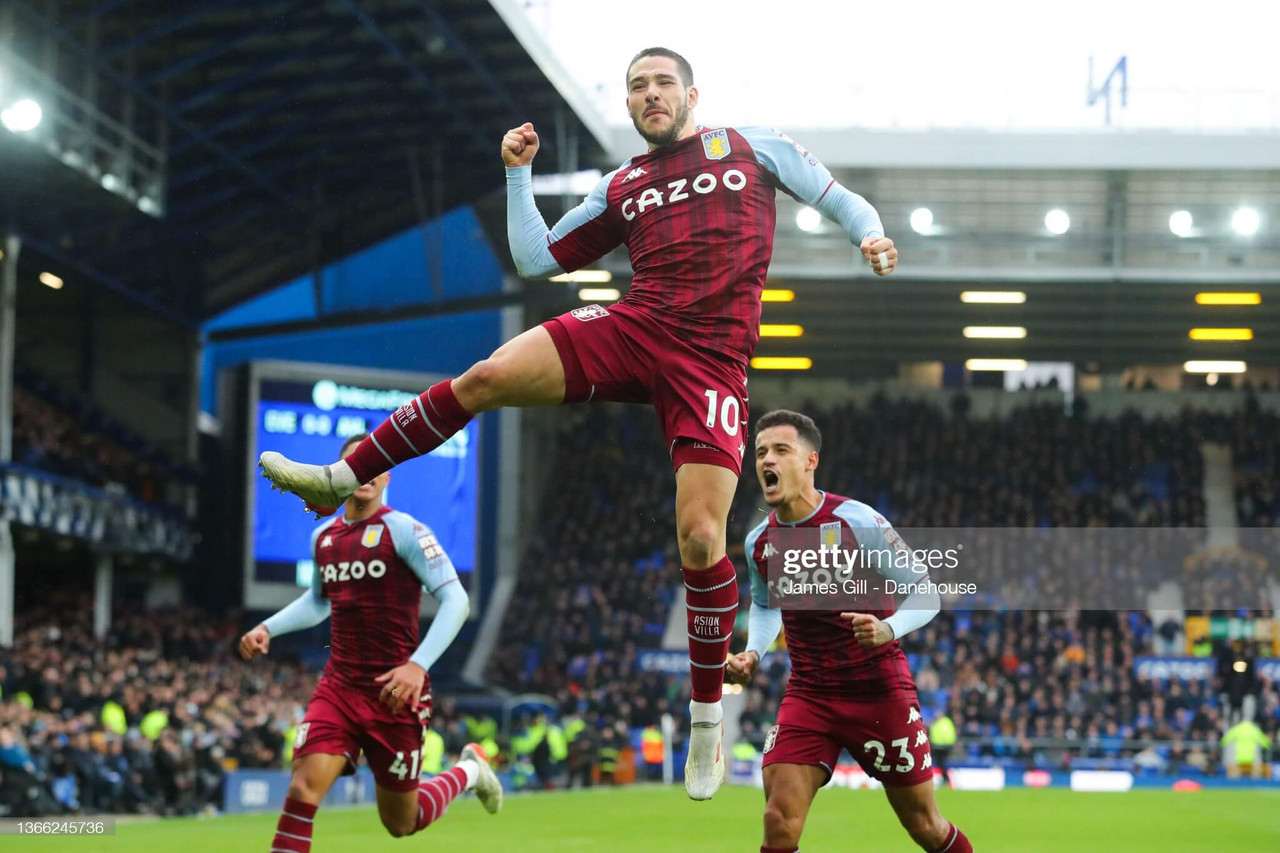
[{"xmin": 247, "ymin": 369, "xmax": 478, "ymax": 599}]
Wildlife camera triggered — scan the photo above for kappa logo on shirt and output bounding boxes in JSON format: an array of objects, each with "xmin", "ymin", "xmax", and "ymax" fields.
[
  {"xmin": 571, "ymin": 304, "xmax": 610, "ymax": 322},
  {"xmin": 908, "ymin": 707, "xmax": 922, "ymax": 724},
  {"xmin": 762, "ymin": 542, "xmax": 778, "ymax": 559},
  {"xmin": 620, "ymin": 166, "xmax": 648, "ymax": 183},
  {"xmin": 320, "ymin": 535, "xmax": 333, "ymax": 549}
]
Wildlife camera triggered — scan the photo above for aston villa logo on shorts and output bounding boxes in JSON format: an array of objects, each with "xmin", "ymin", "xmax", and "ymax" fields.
[
  {"xmin": 294, "ymin": 722, "xmax": 310, "ymax": 749},
  {"xmin": 763, "ymin": 724, "xmax": 779, "ymax": 754},
  {"xmin": 701, "ymin": 128, "xmax": 730, "ymax": 160},
  {"xmin": 571, "ymin": 304, "xmax": 610, "ymax": 322},
  {"xmin": 362, "ymin": 525, "xmax": 384, "ymax": 548}
]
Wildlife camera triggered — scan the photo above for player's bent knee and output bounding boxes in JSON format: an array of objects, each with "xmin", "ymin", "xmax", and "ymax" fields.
[
  {"xmin": 286, "ymin": 776, "xmax": 322, "ymax": 804},
  {"xmin": 762, "ymin": 802, "xmax": 802, "ymax": 846},
  {"xmin": 380, "ymin": 812, "xmax": 418, "ymax": 838},
  {"xmin": 455, "ymin": 358, "xmax": 515, "ymax": 412},
  {"xmin": 898, "ymin": 808, "xmax": 946, "ymax": 849},
  {"xmin": 678, "ymin": 519, "xmax": 722, "ymax": 568}
]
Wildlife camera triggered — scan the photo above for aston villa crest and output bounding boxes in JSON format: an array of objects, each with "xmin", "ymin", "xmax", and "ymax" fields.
[{"xmin": 701, "ymin": 128, "xmax": 730, "ymax": 160}]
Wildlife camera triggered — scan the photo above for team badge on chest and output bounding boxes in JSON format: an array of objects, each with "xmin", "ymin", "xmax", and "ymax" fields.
[
  {"xmin": 819, "ymin": 521, "xmax": 841, "ymax": 549},
  {"xmin": 362, "ymin": 524, "xmax": 384, "ymax": 548},
  {"xmin": 701, "ymin": 128, "xmax": 730, "ymax": 160}
]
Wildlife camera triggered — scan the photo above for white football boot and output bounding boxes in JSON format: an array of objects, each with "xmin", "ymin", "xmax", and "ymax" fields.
[
  {"xmin": 461, "ymin": 742, "xmax": 503, "ymax": 815},
  {"xmin": 684, "ymin": 719, "xmax": 725, "ymax": 800},
  {"xmin": 258, "ymin": 451, "xmax": 347, "ymax": 518}
]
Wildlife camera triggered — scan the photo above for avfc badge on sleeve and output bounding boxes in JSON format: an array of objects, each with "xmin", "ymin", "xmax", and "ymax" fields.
[
  {"xmin": 701, "ymin": 128, "xmax": 730, "ymax": 161},
  {"xmin": 362, "ymin": 525, "xmax": 384, "ymax": 548}
]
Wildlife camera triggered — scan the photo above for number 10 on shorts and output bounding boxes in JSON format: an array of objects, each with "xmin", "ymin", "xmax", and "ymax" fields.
[{"xmin": 703, "ymin": 389, "xmax": 741, "ymax": 435}]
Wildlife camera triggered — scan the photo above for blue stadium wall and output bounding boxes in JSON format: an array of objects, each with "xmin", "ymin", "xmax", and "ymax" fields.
[{"xmin": 200, "ymin": 206, "xmax": 507, "ymax": 634}]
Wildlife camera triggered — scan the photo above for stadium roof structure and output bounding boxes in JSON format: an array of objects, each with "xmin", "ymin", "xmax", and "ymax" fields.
[{"xmin": 1, "ymin": 0, "xmax": 611, "ymax": 326}]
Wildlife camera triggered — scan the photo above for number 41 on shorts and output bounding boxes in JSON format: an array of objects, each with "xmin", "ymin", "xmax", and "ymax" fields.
[{"xmin": 389, "ymin": 749, "xmax": 420, "ymax": 780}]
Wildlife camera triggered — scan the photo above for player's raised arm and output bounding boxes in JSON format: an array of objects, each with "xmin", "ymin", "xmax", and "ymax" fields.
[
  {"xmin": 740, "ymin": 126, "xmax": 897, "ymax": 276},
  {"xmin": 504, "ymin": 122, "xmax": 626, "ymax": 279},
  {"xmin": 241, "ymin": 527, "xmax": 334, "ymax": 659}
]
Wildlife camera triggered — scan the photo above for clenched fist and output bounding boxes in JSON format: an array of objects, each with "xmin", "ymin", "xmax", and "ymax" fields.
[
  {"xmin": 502, "ymin": 122, "xmax": 540, "ymax": 167},
  {"xmin": 239, "ymin": 624, "xmax": 270, "ymax": 660},
  {"xmin": 725, "ymin": 650, "xmax": 760, "ymax": 686},
  {"xmin": 861, "ymin": 235, "xmax": 898, "ymax": 276}
]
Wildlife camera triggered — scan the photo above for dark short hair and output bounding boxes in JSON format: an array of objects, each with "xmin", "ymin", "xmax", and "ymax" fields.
[
  {"xmin": 340, "ymin": 433, "xmax": 367, "ymax": 458},
  {"xmin": 755, "ymin": 410, "xmax": 822, "ymax": 453},
  {"xmin": 627, "ymin": 47, "xmax": 694, "ymax": 88}
]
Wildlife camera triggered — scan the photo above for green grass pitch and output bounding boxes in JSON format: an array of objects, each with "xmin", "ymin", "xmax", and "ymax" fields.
[{"xmin": 18, "ymin": 785, "xmax": 1280, "ymax": 852}]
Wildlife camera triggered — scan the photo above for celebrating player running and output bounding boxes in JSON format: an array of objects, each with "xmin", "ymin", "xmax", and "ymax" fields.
[
  {"xmin": 241, "ymin": 434, "xmax": 501, "ymax": 852},
  {"xmin": 729, "ymin": 410, "xmax": 974, "ymax": 853},
  {"xmin": 259, "ymin": 46, "xmax": 895, "ymax": 801}
]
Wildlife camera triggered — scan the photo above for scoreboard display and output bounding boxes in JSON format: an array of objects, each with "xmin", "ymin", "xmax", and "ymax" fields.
[{"xmin": 239, "ymin": 363, "xmax": 479, "ymax": 610}]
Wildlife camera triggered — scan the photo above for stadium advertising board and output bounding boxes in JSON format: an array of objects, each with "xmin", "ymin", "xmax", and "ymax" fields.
[{"xmin": 1134, "ymin": 657, "xmax": 1280, "ymax": 682}]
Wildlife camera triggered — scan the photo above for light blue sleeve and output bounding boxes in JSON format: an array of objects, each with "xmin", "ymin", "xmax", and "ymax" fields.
[
  {"xmin": 386, "ymin": 511, "xmax": 469, "ymax": 672},
  {"xmin": 738, "ymin": 126, "xmax": 884, "ymax": 244},
  {"xmin": 832, "ymin": 500, "xmax": 940, "ymax": 641},
  {"xmin": 262, "ymin": 520, "xmax": 335, "ymax": 637},
  {"xmin": 386, "ymin": 511, "xmax": 460, "ymax": 595},
  {"xmin": 505, "ymin": 164, "xmax": 624, "ymax": 278},
  {"xmin": 744, "ymin": 519, "xmax": 783, "ymax": 658}
]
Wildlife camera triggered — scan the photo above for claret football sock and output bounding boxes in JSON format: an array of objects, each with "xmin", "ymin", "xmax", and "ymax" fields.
[
  {"xmin": 342, "ymin": 379, "xmax": 473, "ymax": 487},
  {"xmin": 934, "ymin": 823, "xmax": 973, "ymax": 853},
  {"xmin": 271, "ymin": 797, "xmax": 316, "ymax": 852},
  {"xmin": 683, "ymin": 556, "xmax": 739, "ymax": 703},
  {"xmin": 414, "ymin": 766, "xmax": 469, "ymax": 832}
]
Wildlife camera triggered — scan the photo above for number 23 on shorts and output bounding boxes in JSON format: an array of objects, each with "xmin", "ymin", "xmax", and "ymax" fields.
[{"xmin": 703, "ymin": 388, "xmax": 745, "ymax": 436}]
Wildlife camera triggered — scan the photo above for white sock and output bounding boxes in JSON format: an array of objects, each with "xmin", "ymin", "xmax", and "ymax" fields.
[
  {"xmin": 690, "ymin": 700, "xmax": 723, "ymax": 726},
  {"xmin": 456, "ymin": 758, "xmax": 480, "ymax": 790},
  {"xmin": 330, "ymin": 459, "xmax": 358, "ymax": 493}
]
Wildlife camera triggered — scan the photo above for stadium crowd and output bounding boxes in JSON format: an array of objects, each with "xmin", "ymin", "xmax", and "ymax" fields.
[
  {"xmin": 4, "ymin": 392, "xmax": 1278, "ymax": 818},
  {"xmin": 8, "ymin": 370, "xmax": 192, "ymax": 507},
  {"xmin": 491, "ymin": 395, "xmax": 1278, "ymax": 780}
]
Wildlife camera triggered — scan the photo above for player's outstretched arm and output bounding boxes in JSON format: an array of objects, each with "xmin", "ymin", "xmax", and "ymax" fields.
[
  {"xmin": 252, "ymin": 586, "xmax": 332, "ymax": 652},
  {"xmin": 740, "ymin": 126, "xmax": 896, "ymax": 275}
]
